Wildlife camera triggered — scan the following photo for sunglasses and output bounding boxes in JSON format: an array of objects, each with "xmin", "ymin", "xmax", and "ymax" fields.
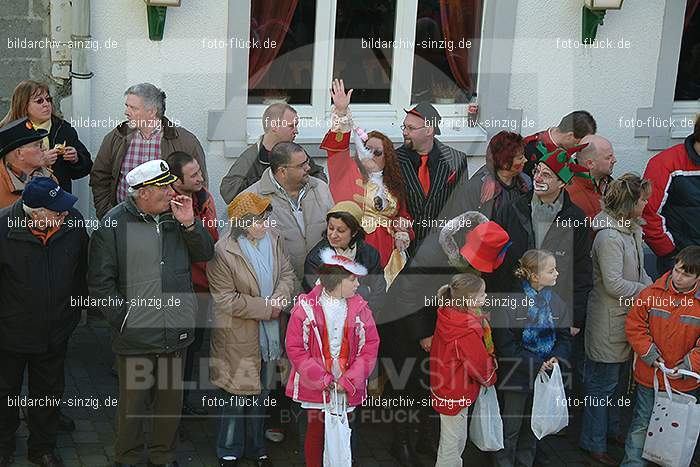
[{"xmin": 32, "ymin": 96, "xmax": 53, "ymax": 105}]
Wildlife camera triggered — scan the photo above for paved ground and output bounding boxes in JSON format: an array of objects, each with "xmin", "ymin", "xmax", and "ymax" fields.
[{"xmin": 8, "ymin": 316, "xmax": 635, "ymax": 467}]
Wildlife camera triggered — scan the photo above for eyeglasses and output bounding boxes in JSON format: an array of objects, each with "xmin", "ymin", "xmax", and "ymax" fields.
[
  {"xmin": 31, "ymin": 96, "xmax": 53, "ymax": 105},
  {"xmin": 283, "ymin": 157, "xmax": 311, "ymax": 170},
  {"xmin": 400, "ymin": 124, "xmax": 426, "ymax": 132}
]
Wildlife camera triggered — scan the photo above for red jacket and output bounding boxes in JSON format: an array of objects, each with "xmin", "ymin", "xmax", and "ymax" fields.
[
  {"xmin": 191, "ymin": 188, "xmax": 219, "ymax": 292},
  {"xmin": 430, "ymin": 306, "xmax": 496, "ymax": 416},
  {"xmin": 642, "ymin": 136, "xmax": 700, "ymax": 258},
  {"xmin": 626, "ymin": 272, "xmax": 700, "ymax": 392},
  {"xmin": 565, "ymin": 175, "xmax": 608, "ymax": 221}
]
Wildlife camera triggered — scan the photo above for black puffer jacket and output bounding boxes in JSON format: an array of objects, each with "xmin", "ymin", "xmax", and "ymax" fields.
[
  {"xmin": 303, "ymin": 237, "xmax": 386, "ymax": 316},
  {"xmin": 48, "ymin": 115, "xmax": 93, "ymax": 193},
  {"xmin": 0, "ymin": 200, "xmax": 89, "ymax": 353}
]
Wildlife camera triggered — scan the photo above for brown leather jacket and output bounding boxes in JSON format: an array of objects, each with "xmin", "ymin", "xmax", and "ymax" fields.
[{"xmin": 89, "ymin": 117, "xmax": 207, "ymax": 219}]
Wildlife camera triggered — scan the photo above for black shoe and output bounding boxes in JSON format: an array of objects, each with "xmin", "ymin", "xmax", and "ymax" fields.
[
  {"xmin": 147, "ymin": 463, "xmax": 179, "ymax": 467},
  {"xmin": 182, "ymin": 400, "xmax": 207, "ymax": 416},
  {"xmin": 389, "ymin": 441, "xmax": 423, "ymax": 467},
  {"xmin": 57, "ymin": 412, "xmax": 75, "ymax": 432},
  {"xmin": 218, "ymin": 459, "xmax": 238, "ymax": 467},
  {"xmin": 28, "ymin": 453, "xmax": 64, "ymax": 467},
  {"xmin": 256, "ymin": 455, "xmax": 272, "ymax": 467},
  {"xmin": 113, "ymin": 464, "xmax": 137, "ymax": 467},
  {"xmin": 0, "ymin": 454, "xmax": 13, "ymax": 467}
]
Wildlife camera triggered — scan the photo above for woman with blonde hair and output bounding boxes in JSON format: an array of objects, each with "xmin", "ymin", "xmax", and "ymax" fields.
[
  {"xmin": 579, "ymin": 173, "xmax": 653, "ymax": 466},
  {"xmin": 0, "ymin": 80, "xmax": 92, "ymax": 193}
]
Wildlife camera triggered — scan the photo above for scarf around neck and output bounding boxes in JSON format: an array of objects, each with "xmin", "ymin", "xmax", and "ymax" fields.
[
  {"xmin": 521, "ymin": 280, "xmax": 556, "ymax": 358},
  {"xmin": 238, "ymin": 233, "xmax": 281, "ymax": 362}
]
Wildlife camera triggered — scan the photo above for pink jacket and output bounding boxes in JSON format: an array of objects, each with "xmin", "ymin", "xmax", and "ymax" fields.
[{"xmin": 285, "ymin": 284, "xmax": 380, "ymax": 407}]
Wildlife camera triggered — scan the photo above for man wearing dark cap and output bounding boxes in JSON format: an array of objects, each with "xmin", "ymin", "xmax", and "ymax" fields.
[
  {"xmin": 397, "ymin": 103, "xmax": 470, "ymax": 254},
  {"xmin": 0, "ymin": 118, "xmax": 56, "ymax": 208},
  {"xmin": 0, "ymin": 177, "xmax": 89, "ymax": 467},
  {"xmin": 88, "ymin": 159, "xmax": 214, "ymax": 467}
]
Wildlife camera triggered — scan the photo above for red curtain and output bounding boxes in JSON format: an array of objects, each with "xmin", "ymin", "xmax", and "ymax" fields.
[
  {"xmin": 686, "ymin": 0, "xmax": 700, "ymax": 31},
  {"xmin": 439, "ymin": 0, "xmax": 482, "ymax": 96},
  {"xmin": 248, "ymin": 0, "xmax": 299, "ymax": 88}
]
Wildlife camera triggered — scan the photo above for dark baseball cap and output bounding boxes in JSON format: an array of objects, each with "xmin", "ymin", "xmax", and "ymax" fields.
[
  {"xmin": 0, "ymin": 118, "xmax": 48, "ymax": 158},
  {"xmin": 23, "ymin": 177, "xmax": 78, "ymax": 213},
  {"xmin": 404, "ymin": 103, "xmax": 441, "ymax": 135}
]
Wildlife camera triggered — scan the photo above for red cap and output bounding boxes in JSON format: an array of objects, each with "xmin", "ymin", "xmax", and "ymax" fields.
[{"xmin": 459, "ymin": 221, "xmax": 511, "ymax": 273}]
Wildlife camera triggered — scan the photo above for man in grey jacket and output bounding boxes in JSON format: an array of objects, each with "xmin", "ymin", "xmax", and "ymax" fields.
[
  {"xmin": 219, "ymin": 103, "xmax": 326, "ymax": 204},
  {"xmin": 87, "ymin": 160, "xmax": 214, "ymax": 467}
]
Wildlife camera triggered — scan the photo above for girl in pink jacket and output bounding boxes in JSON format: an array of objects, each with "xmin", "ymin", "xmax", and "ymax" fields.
[{"xmin": 285, "ymin": 248, "xmax": 380, "ymax": 467}]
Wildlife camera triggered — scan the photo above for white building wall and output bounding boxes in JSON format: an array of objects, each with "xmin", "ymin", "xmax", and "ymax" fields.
[{"xmin": 85, "ymin": 0, "xmax": 677, "ymax": 221}]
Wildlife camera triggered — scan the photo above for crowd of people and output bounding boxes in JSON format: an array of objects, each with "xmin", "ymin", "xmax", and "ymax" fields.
[{"xmin": 1, "ymin": 77, "xmax": 700, "ymax": 467}]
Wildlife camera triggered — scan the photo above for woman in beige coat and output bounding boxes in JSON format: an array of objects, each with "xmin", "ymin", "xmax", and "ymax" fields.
[
  {"xmin": 579, "ymin": 174, "xmax": 653, "ymax": 465},
  {"xmin": 207, "ymin": 192, "xmax": 296, "ymax": 467}
]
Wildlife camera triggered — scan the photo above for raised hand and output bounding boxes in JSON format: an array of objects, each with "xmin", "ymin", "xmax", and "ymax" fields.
[{"xmin": 331, "ymin": 78, "xmax": 353, "ymax": 113}]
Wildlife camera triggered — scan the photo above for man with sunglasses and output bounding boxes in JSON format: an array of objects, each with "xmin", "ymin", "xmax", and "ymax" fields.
[
  {"xmin": 0, "ymin": 118, "xmax": 57, "ymax": 209},
  {"xmin": 243, "ymin": 141, "xmax": 333, "ymax": 281}
]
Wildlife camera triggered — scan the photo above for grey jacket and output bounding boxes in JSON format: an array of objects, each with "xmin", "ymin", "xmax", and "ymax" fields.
[
  {"xmin": 87, "ymin": 196, "xmax": 215, "ymax": 355},
  {"xmin": 243, "ymin": 168, "xmax": 334, "ymax": 280},
  {"xmin": 585, "ymin": 210, "xmax": 652, "ymax": 363},
  {"xmin": 219, "ymin": 139, "xmax": 328, "ymax": 204}
]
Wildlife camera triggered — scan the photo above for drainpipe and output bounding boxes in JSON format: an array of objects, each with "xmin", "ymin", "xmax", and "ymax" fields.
[{"xmin": 70, "ymin": 0, "xmax": 93, "ymax": 218}]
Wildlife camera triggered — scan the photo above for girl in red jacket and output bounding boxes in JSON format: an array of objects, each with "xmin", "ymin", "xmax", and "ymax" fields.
[{"xmin": 430, "ymin": 273, "xmax": 498, "ymax": 466}]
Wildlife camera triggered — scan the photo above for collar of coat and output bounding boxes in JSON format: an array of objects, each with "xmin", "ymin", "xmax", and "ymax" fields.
[
  {"xmin": 113, "ymin": 116, "xmax": 182, "ymax": 140},
  {"xmin": 4, "ymin": 199, "xmax": 78, "ymax": 243},
  {"xmin": 122, "ymin": 195, "xmax": 177, "ymax": 227},
  {"xmin": 258, "ymin": 167, "xmax": 319, "ymax": 197},
  {"xmin": 512, "ymin": 189, "xmax": 579, "ymax": 226}
]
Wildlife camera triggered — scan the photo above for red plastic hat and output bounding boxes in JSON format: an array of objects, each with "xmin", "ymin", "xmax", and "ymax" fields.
[{"xmin": 459, "ymin": 221, "xmax": 511, "ymax": 273}]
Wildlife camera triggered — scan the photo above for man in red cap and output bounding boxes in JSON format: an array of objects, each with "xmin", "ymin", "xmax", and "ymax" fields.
[
  {"xmin": 382, "ymin": 212, "xmax": 510, "ymax": 466},
  {"xmin": 396, "ymin": 103, "xmax": 470, "ymax": 254}
]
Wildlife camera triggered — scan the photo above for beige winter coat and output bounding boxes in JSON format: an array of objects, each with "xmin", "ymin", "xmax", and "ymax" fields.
[
  {"xmin": 207, "ymin": 229, "xmax": 296, "ymax": 395},
  {"xmin": 585, "ymin": 210, "xmax": 652, "ymax": 363},
  {"xmin": 243, "ymin": 168, "xmax": 334, "ymax": 280}
]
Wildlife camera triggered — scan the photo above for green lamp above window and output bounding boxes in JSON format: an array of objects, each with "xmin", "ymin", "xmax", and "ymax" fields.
[
  {"xmin": 144, "ymin": 0, "xmax": 181, "ymax": 41},
  {"xmin": 582, "ymin": 0, "xmax": 624, "ymax": 44}
]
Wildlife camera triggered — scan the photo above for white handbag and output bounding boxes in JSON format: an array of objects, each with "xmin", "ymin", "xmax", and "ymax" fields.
[
  {"xmin": 530, "ymin": 362, "xmax": 569, "ymax": 440},
  {"xmin": 469, "ymin": 385, "xmax": 504, "ymax": 451},
  {"xmin": 642, "ymin": 367, "xmax": 700, "ymax": 467}
]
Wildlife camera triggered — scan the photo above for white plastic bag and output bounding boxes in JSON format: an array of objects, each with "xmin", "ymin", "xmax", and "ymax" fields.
[
  {"xmin": 642, "ymin": 368, "xmax": 700, "ymax": 467},
  {"xmin": 469, "ymin": 385, "xmax": 504, "ymax": 451},
  {"xmin": 323, "ymin": 387, "xmax": 352, "ymax": 467},
  {"xmin": 531, "ymin": 362, "xmax": 568, "ymax": 440}
]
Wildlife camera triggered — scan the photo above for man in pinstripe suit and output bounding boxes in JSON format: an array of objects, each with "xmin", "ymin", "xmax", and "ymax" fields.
[{"xmin": 396, "ymin": 103, "xmax": 470, "ymax": 256}]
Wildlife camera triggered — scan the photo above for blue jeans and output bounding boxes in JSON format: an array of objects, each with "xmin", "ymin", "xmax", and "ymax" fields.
[
  {"xmin": 216, "ymin": 360, "xmax": 274, "ymax": 459},
  {"xmin": 579, "ymin": 359, "xmax": 629, "ymax": 452},
  {"xmin": 621, "ymin": 384, "xmax": 700, "ymax": 466}
]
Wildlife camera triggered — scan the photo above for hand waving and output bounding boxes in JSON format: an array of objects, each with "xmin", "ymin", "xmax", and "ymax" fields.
[{"xmin": 331, "ymin": 78, "xmax": 353, "ymax": 113}]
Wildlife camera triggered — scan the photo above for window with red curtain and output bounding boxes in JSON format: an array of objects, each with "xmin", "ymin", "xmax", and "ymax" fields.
[
  {"xmin": 674, "ymin": 0, "xmax": 700, "ymax": 100},
  {"xmin": 411, "ymin": 0, "xmax": 482, "ymax": 105},
  {"xmin": 247, "ymin": 0, "xmax": 316, "ymax": 105}
]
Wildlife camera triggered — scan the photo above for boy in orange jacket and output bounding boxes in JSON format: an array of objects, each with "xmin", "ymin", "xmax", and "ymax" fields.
[{"xmin": 623, "ymin": 246, "xmax": 700, "ymax": 466}]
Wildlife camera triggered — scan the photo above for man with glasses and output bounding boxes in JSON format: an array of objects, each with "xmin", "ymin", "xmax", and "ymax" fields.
[
  {"xmin": 220, "ymin": 103, "xmax": 327, "ymax": 204},
  {"xmin": 0, "ymin": 118, "xmax": 56, "ymax": 208},
  {"xmin": 396, "ymin": 103, "xmax": 470, "ymax": 254},
  {"xmin": 0, "ymin": 177, "xmax": 88, "ymax": 467},
  {"xmin": 243, "ymin": 141, "xmax": 333, "ymax": 281}
]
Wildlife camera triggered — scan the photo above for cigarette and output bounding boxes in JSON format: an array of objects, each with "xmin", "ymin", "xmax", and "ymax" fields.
[{"xmin": 170, "ymin": 200, "xmax": 183, "ymax": 206}]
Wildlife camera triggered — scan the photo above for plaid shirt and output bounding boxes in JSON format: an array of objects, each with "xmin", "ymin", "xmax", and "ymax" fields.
[{"xmin": 116, "ymin": 127, "xmax": 162, "ymax": 202}]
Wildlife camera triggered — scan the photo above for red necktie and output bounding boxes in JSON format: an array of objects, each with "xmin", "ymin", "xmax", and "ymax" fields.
[{"xmin": 418, "ymin": 154, "xmax": 430, "ymax": 195}]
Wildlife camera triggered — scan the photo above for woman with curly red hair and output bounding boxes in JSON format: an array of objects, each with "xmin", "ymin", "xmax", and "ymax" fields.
[
  {"xmin": 453, "ymin": 130, "xmax": 531, "ymax": 219},
  {"xmin": 320, "ymin": 79, "xmax": 414, "ymax": 287}
]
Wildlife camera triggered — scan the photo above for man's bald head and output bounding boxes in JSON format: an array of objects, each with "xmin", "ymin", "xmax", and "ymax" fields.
[{"xmin": 577, "ymin": 134, "xmax": 616, "ymax": 179}]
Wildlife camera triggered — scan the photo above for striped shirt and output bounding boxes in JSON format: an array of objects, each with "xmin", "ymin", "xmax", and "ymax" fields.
[{"xmin": 116, "ymin": 127, "xmax": 162, "ymax": 202}]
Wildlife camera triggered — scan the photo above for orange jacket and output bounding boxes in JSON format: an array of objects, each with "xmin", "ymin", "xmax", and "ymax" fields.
[
  {"xmin": 565, "ymin": 175, "xmax": 610, "ymax": 222},
  {"xmin": 626, "ymin": 272, "xmax": 700, "ymax": 392}
]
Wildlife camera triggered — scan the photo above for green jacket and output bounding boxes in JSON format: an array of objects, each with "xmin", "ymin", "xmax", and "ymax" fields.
[{"xmin": 87, "ymin": 196, "xmax": 215, "ymax": 355}]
